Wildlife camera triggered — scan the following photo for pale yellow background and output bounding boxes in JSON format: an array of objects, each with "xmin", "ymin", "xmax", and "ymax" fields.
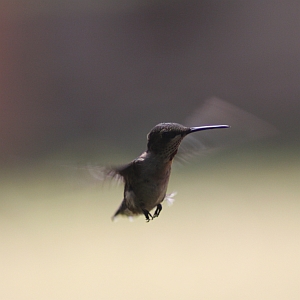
[{"xmin": 1, "ymin": 147, "xmax": 299, "ymax": 299}]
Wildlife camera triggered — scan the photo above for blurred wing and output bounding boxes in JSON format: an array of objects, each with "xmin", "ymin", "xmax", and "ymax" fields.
[
  {"xmin": 86, "ymin": 161, "xmax": 137, "ymax": 183},
  {"xmin": 43, "ymin": 156, "xmax": 136, "ymax": 186},
  {"xmin": 178, "ymin": 97, "xmax": 279, "ymax": 160},
  {"xmin": 51, "ymin": 161, "xmax": 125, "ymax": 186},
  {"xmin": 85, "ymin": 163, "xmax": 132, "ymax": 184}
]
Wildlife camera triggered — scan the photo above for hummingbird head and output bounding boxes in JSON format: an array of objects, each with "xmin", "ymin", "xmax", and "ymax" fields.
[{"xmin": 146, "ymin": 123, "xmax": 230, "ymax": 160}]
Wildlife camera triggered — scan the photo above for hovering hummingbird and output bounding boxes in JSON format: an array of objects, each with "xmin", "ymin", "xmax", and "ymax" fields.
[{"xmin": 109, "ymin": 123, "xmax": 230, "ymax": 222}]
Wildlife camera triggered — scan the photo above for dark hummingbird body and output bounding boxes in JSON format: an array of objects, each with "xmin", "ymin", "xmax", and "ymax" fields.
[{"xmin": 111, "ymin": 123, "xmax": 229, "ymax": 222}]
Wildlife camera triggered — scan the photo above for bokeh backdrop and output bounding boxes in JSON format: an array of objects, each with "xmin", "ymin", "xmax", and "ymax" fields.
[{"xmin": 1, "ymin": 1, "xmax": 299, "ymax": 299}]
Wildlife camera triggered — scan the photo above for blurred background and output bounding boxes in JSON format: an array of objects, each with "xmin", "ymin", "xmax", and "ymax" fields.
[{"xmin": 0, "ymin": 1, "xmax": 299, "ymax": 299}]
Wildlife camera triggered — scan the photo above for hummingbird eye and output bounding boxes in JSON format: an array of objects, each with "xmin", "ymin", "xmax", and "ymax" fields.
[{"xmin": 162, "ymin": 131, "xmax": 177, "ymax": 139}]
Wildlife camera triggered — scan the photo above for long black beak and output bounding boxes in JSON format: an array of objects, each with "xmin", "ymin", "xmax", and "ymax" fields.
[{"xmin": 188, "ymin": 125, "xmax": 230, "ymax": 134}]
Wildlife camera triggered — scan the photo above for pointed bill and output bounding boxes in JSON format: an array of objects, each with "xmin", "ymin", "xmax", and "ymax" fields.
[{"xmin": 189, "ymin": 125, "xmax": 230, "ymax": 133}]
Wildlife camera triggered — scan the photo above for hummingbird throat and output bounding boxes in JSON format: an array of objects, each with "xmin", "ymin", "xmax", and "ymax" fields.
[{"xmin": 163, "ymin": 136, "xmax": 183, "ymax": 161}]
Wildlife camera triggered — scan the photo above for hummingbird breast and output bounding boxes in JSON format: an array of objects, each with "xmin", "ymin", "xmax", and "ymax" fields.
[{"xmin": 124, "ymin": 153, "xmax": 172, "ymax": 213}]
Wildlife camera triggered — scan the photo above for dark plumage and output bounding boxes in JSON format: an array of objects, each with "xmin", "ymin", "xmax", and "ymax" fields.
[{"xmin": 111, "ymin": 122, "xmax": 229, "ymax": 222}]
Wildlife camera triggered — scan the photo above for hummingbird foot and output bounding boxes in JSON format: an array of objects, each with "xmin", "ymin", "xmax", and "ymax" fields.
[
  {"xmin": 142, "ymin": 209, "xmax": 153, "ymax": 222},
  {"xmin": 152, "ymin": 204, "xmax": 162, "ymax": 219}
]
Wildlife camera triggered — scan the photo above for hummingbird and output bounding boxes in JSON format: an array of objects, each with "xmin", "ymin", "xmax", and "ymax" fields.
[{"xmin": 109, "ymin": 123, "xmax": 229, "ymax": 222}]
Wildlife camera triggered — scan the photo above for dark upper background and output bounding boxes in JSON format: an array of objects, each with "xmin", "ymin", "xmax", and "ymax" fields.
[{"xmin": 1, "ymin": 1, "xmax": 299, "ymax": 161}]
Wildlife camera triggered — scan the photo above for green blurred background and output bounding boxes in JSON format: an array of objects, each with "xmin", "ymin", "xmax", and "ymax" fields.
[{"xmin": 1, "ymin": 1, "xmax": 299, "ymax": 299}]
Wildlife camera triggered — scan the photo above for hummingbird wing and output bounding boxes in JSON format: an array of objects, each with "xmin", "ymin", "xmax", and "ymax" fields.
[
  {"xmin": 50, "ymin": 157, "xmax": 139, "ymax": 186},
  {"xmin": 177, "ymin": 97, "xmax": 279, "ymax": 161},
  {"xmin": 88, "ymin": 160, "xmax": 142, "ymax": 184},
  {"xmin": 104, "ymin": 162, "xmax": 134, "ymax": 181}
]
